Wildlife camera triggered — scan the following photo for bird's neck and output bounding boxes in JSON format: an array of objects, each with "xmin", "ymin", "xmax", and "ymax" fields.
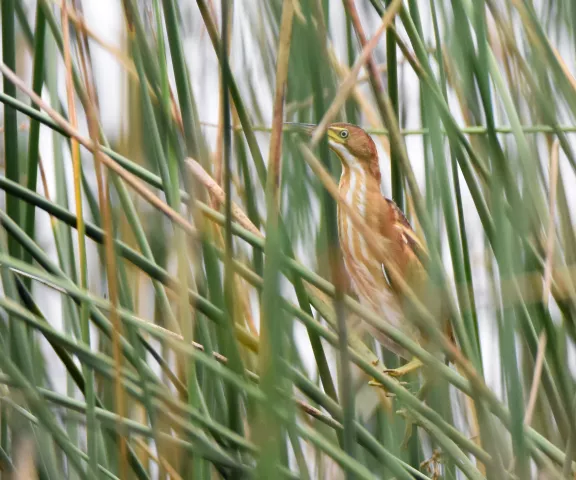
[
  {"xmin": 339, "ymin": 161, "xmax": 382, "ymax": 218},
  {"xmin": 339, "ymin": 161, "xmax": 382, "ymax": 191}
]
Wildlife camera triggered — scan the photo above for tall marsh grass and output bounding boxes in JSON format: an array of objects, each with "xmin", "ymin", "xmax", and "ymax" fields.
[{"xmin": 1, "ymin": 0, "xmax": 576, "ymax": 478}]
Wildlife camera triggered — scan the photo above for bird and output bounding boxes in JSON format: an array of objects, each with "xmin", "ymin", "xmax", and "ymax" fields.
[
  {"xmin": 291, "ymin": 123, "xmax": 484, "ymax": 453},
  {"xmin": 293, "ymin": 122, "xmax": 450, "ymax": 376}
]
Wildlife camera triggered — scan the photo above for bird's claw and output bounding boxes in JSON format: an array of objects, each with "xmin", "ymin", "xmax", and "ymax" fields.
[{"xmin": 382, "ymin": 357, "xmax": 423, "ymax": 378}]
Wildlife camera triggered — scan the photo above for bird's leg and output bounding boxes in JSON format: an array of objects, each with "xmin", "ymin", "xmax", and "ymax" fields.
[{"xmin": 382, "ymin": 357, "xmax": 423, "ymax": 377}]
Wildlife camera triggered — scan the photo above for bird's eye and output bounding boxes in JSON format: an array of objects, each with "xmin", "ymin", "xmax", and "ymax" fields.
[{"xmin": 340, "ymin": 130, "xmax": 349, "ymax": 139}]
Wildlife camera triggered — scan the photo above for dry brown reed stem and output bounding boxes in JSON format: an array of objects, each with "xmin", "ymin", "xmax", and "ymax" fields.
[
  {"xmin": 328, "ymin": 49, "xmax": 391, "ymax": 157},
  {"xmin": 61, "ymin": 0, "xmax": 83, "ymax": 285},
  {"xmin": 50, "ymin": 0, "xmax": 128, "ymax": 69},
  {"xmin": 13, "ymin": 437, "xmax": 37, "ymax": 480},
  {"xmin": 551, "ymin": 45, "xmax": 576, "ymax": 92},
  {"xmin": 0, "ymin": 62, "xmax": 197, "ymax": 238},
  {"xmin": 76, "ymin": 13, "xmax": 129, "ymax": 475},
  {"xmin": 267, "ymin": 0, "xmax": 294, "ymax": 203},
  {"xmin": 38, "ymin": 159, "xmax": 52, "ymax": 209},
  {"xmin": 342, "ymin": 0, "xmax": 387, "ymax": 93},
  {"xmin": 309, "ymin": 0, "xmax": 403, "ymax": 147},
  {"xmin": 524, "ymin": 332, "xmax": 547, "ymax": 427},
  {"xmin": 186, "ymin": 158, "xmax": 262, "ymax": 238},
  {"xmin": 507, "ymin": 329, "xmax": 547, "ymax": 473}
]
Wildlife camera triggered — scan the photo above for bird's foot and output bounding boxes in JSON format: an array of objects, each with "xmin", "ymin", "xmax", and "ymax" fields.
[
  {"xmin": 382, "ymin": 357, "xmax": 423, "ymax": 377},
  {"xmin": 367, "ymin": 358, "xmax": 421, "ymax": 394}
]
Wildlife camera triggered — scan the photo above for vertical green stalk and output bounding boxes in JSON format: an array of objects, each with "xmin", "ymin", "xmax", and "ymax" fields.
[
  {"xmin": 60, "ymin": 6, "xmax": 97, "ymax": 473},
  {"xmin": 23, "ymin": 6, "xmax": 46, "ymax": 281},
  {"xmin": 153, "ymin": 0, "xmax": 179, "ymax": 202},
  {"xmin": 329, "ymin": 219, "xmax": 357, "ymax": 472},
  {"xmin": 427, "ymin": 1, "xmax": 481, "ymax": 367},
  {"xmin": 2, "ymin": 0, "xmax": 20, "ymax": 259},
  {"xmin": 132, "ymin": 39, "xmax": 174, "ymax": 206},
  {"xmin": 236, "ymin": 133, "xmax": 263, "ymax": 275},
  {"xmin": 494, "ymin": 191, "xmax": 529, "ymax": 477},
  {"xmin": 44, "ymin": 17, "xmax": 85, "ymax": 462},
  {"xmin": 386, "ymin": 0, "xmax": 403, "ymax": 211},
  {"xmin": 257, "ymin": 1, "xmax": 296, "ymax": 476},
  {"xmin": 161, "ymin": 0, "xmax": 204, "ymax": 158},
  {"xmin": 431, "ymin": 0, "xmax": 477, "ymax": 357},
  {"xmin": 258, "ymin": 184, "xmax": 289, "ymax": 477},
  {"xmin": 220, "ymin": 0, "xmax": 244, "ymax": 442}
]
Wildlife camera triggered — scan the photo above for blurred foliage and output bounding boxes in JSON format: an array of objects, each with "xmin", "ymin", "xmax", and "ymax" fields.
[{"xmin": 0, "ymin": 0, "xmax": 575, "ymax": 478}]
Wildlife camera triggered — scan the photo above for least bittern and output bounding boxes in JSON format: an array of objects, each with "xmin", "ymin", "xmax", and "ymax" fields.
[{"xmin": 292, "ymin": 122, "xmax": 450, "ymax": 376}]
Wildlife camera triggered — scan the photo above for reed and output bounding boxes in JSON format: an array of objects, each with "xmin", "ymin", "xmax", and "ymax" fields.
[{"xmin": 0, "ymin": 0, "xmax": 575, "ymax": 478}]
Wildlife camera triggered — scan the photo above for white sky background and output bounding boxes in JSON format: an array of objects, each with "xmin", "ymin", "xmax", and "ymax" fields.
[{"xmin": 2, "ymin": 0, "xmax": 576, "ymax": 425}]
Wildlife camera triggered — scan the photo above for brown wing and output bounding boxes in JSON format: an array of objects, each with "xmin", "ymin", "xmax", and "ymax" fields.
[
  {"xmin": 380, "ymin": 197, "xmax": 455, "ymax": 344},
  {"xmin": 380, "ymin": 198, "xmax": 427, "ymax": 277}
]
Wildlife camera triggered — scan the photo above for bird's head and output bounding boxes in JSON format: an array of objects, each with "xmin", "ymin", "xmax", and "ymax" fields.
[
  {"xmin": 325, "ymin": 123, "xmax": 377, "ymax": 163},
  {"xmin": 289, "ymin": 122, "xmax": 381, "ymax": 181}
]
